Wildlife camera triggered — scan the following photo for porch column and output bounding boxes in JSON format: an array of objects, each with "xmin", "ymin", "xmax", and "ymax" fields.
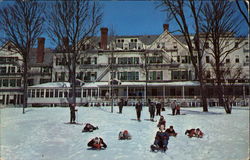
[
  {"xmin": 81, "ymin": 88, "xmax": 83, "ymax": 98},
  {"xmin": 97, "ymin": 87, "xmax": 100, "ymax": 99},
  {"xmin": 144, "ymin": 85, "xmax": 146, "ymax": 105},
  {"xmin": 34, "ymin": 89, "xmax": 37, "ymax": 98},
  {"xmin": 182, "ymin": 86, "xmax": 185, "ymax": 100},
  {"xmin": 90, "ymin": 89, "xmax": 93, "ymax": 100},
  {"xmin": 243, "ymin": 85, "xmax": 246, "ymax": 105},
  {"xmin": 126, "ymin": 86, "xmax": 129, "ymax": 100},
  {"xmin": 163, "ymin": 86, "xmax": 166, "ymax": 103}
]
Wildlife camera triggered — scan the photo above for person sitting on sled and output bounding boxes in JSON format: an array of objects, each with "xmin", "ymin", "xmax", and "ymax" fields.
[
  {"xmin": 157, "ymin": 116, "xmax": 166, "ymax": 128},
  {"xmin": 87, "ymin": 137, "xmax": 107, "ymax": 149},
  {"xmin": 118, "ymin": 130, "xmax": 132, "ymax": 140},
  {"xmin": 151, "ymin": 124, "xmax": 169, "ymax": 152},
  {"xmin": 166, "ymin": 126, "xmax": 177, "ymax": 137},
  {"xmin": 82, "ymin": 123, "xmax": 98, "ymax": 132}
]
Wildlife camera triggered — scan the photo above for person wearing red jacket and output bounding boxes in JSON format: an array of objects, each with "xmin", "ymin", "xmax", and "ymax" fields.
[
  {"xmin": 87, "ymin": 137, "xmax": 107, "ymax": 149},
  {"xmin": 157, "ymin": 116, "xmax": 166, "ymax": 128},
  {"xmin": 185, "ymin": 129, "xmax": 196, "ymax": 138}
]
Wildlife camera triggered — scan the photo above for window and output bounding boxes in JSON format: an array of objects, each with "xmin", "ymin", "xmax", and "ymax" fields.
[
  {"xmin": 235, "ymin": 55, "xmax": 239, "ymax": 63},
  {"xmin": 10, "ymin": 67, "xmax": 15, "ymax": 73},
  {"xmin": 149, "ymin": 71, "xmax": 163, "ymax": 80},
  {"xmin": 16, "ymin": 79, "xmax": 21, "ymax": 87},
  {"xmin": 36, "ymin": 89, "xmax": 40, "ymax": 98},
  {"xmin": 3, "ymin": 79, "xmax": 8, "ymax": 87},
  {"xmin": 0, "ymin": 67, "xmax": 7, "ymax": 74},
  {"xmin": 234, "ymin": 42, "xmax": 239, "ymax": 48},
  {"xmin": 147, "ymin": 57, "xmax": 163, "ymax": 64},
  {"xmin": 108, "ymin": 57, "xmax": 116, "ymax": 64},
  {"xmin": 226, "ymin": 59, "xmax": 230, "ymax": 63},
  {"xmin": 205, "ymin": 42, "xmax": 209, "ymax": 48},
  {"xmin": 46, "ymin": 90, "xmax": 50, "ymax": 97},
  {"xmin": 0, "ymin": 79, "xmax": 2, "ymax": 87},
  {"xmin": 50, "ymin": 90, "xmax": 54, "ymax": 98},
  {"xmin": 10, "ymin": 79, "xmax": 16, "ymax": 87},
  {"xmin": 111, "ymin": 72, "xmax": 116, "ymax": 79},
  {"xmin": 41, "ymin": 89, "xmax": 44, "ymax": 98},
  {"xmin": 171, "ymin": 71, "xmax": 189, "ymax": 80},
  {"xmin": 32, "ymin": 89, "xmax": 35, "ymax": 98},
  {"xmin": 246, "ymin": 56, "xmax": 249, "ymax": 63},
  {"xmin": 55, "ymin": 89, "xmax": 59, "ymax": 97},
  {"xmin": 206, "ymin": 56, "xmax": 210, "ymax": 63},
  {"xmin": 118, "ymin": 72, "xmax": 139, "ymax": 80}
]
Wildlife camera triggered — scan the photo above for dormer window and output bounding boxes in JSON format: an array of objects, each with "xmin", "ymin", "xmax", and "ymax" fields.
[
  {"xmin": 8, "ymin": 45, "xmax": 12, "ymax": 51},
  {"xmin": 118, "ymin": 39, "xmax": 120, "ymax": 43},
  {"xmin": 135, "ymin": 39, "xmax": 137, "ymax": 42}
]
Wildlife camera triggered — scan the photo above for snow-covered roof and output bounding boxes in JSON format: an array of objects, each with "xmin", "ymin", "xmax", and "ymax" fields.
[
  {"xmin": 29, "ymin": 82, "xmax": 71, "ymax": 88},
  {"xmin": 82, "ymin": 81, "xmax": 200, "ymax": 88}
]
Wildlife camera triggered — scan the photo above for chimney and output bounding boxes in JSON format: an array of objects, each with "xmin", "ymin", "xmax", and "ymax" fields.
[
  {"xmin": 163, "ymin": 24, "xmax": 169, "ymax": 32},
  {"xmin": 62, "ymin": 37, "xmax": 69, "ymax": 50},
  {"xmin": 37, "ymin": 37, "xmax": 45, "ymax": 63},
  {"xmin": 100, "ymin": 27, "xmax": 108, "ymax": 50}
]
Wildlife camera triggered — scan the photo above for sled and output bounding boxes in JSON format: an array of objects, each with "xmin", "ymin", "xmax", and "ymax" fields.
[
  {"xmin": 167, "ymin": 113, "xmax": 186, "ymax": 116},
  {"xmin": 87, "ymin": 147, "xmax": 106, "ymax": 150},
  {"xmin": 144, "ymin": 119, "xmax": 157, "ymax": 122},
  {"xmin": 64, "ymin": 122, "xmax": 83, "ymax": 125},
  {"xmin": 150, "ymin": 145, "xmax": 167, "ymax": 153},
  {"xmin": 130, "ymin": 119, "xmax": 141, "ymax": 122}
]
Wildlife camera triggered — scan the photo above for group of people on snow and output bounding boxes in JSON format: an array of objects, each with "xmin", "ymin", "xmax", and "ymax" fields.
[{"xmin": 68, "ymin": 100, "xmax": 203, "ymax": 151}]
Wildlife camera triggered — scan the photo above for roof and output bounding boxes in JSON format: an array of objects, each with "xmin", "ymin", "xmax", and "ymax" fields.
[{"xmin": 29, "ymin": 82, "xmax": 71, "ymax": 88}]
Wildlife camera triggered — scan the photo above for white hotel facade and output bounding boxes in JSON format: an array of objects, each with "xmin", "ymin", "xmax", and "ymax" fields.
[{"xmin": 0, "ymin": 24, "xmax": 249, "ymax": 107}]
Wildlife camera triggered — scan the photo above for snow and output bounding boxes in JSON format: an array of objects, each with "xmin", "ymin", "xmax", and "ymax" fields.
[
  {"xmin": 0, "ymin": 107, "xmax": 249, "ymax": 160},
  {"xmin": 29, "ymin": 82, "xmax": 71, "ymax": 88}
]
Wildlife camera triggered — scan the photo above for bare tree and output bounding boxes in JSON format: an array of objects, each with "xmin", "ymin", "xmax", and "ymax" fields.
[
  {"xmin": 46, "ymin": 0, "xmax": 102, "ymax": 105},
  {"xmin": 201, "ymin": 0, "xmax": 246, "ymax": 113},
  {"xmin": 221, "ymin": 64, "xmax": 246, "ymax": 114},
  {"xmin": 236, "ymin": 0, "xmax": 250, "ymax": 27},
  {"xmin": 0, "ymin": 0, "xmax": 45, "ymax": 113},
  {"xmin": 158, "ymin": 0, "xmax": 209, "ymax": 111}
]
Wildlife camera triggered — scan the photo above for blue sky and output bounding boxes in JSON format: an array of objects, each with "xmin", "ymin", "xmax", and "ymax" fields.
[{"xmin": 0, "ymin": 1, "xmax": 248, "ymax": 48}]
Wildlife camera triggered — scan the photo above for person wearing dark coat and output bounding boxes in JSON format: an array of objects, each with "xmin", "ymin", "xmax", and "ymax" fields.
[
  {"xmin": 82, "ymin": 123, "xmax": 98, "ymax": 132},
  {"xmin": 135, "ymin": 100, "xmax": 143, "ymax": 121},
  {"xmin": 118, "ymin": 99, "xmax": 124, "ymax": 114},
  {"xmin": 157, "ymin": 116, "xmax": 166, "ymax": 128},
  {"xmin": 148, "ymin": 99, "xmax": 156, "ymax": 121},
  {"xmin": 87, "ymin": 137, "xmax": 107, "ymax": 149},
  {"xmin": 152, "ymin": 124, "xmax": 169, "ymax": 152},
  {"xmin": 171, "ymin": 100, "xmax": 177, "ymax": 116},
  {"xmin": 156, "ymin": 102, "xmax": 162, "ymax": 116},
  {"xmin": 69, "ymin": 103, "xmax": 77, "ymax": 123},
  {"xmin": 166, "ymin": 126, "xmax": 177, "ymax": 137}
]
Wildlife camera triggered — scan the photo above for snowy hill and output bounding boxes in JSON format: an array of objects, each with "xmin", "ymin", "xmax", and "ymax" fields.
[{"xmin": 0, "ymin": 107, "xmax": 249, "ymax": 160}]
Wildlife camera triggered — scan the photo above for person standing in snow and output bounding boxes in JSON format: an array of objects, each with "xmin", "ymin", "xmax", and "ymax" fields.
[
  {"xmin": 148, "ymin": 99, "xmax": 156, "ymax": 121},
  {"xmin": 156, "ymin": 102, "xmax": 162, "ymax": 116},
  {"xmin": 69, "ymin": 103, "xmax": 77, "ymax": 123},
  {"xmin": 118, "ymin": 98, "xmax": 124, "ymax": 114},
  {"xmin": 171, "ymin": 100, "xmax": 177, "ymax": 116},
  {"xmin": 135, "ymin": 100, "xmax": 143, "ymax": 121},
  {"xmin": 176, "ymin": 104, "xmax": 180, "ymax": 115}
]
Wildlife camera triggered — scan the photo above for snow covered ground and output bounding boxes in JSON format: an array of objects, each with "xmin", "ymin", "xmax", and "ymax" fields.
[{"xmin": 0, "ymin": 106, "xmax": 249, "ymax": 160}]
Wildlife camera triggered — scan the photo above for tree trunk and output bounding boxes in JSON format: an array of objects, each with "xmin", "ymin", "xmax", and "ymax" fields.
[
  {"xmin": 72, "ymin": 55, "xmax": 76, "ymax": 105},
  {"xmin": 22, "ymin": 57, "xmax": 28, "ymax": 114},
  {"xmin": 198, "ymin": 60, "xmax": 208, "ymax": 112}
]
